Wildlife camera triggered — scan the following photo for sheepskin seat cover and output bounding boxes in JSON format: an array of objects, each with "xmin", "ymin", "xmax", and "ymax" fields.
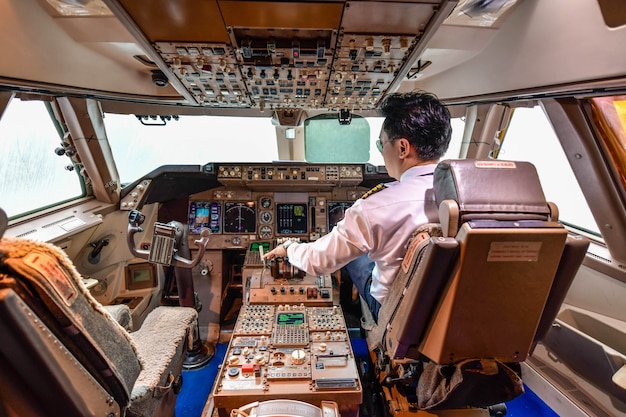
[{"xmin": 0, "ymin": 236, "xmax": 197, "ymax": 417}]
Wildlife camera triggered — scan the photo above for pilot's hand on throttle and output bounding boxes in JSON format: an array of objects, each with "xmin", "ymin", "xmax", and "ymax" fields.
[{"xmin": 263, "ymin": 246, "xmax": 287, "ymax": 260}]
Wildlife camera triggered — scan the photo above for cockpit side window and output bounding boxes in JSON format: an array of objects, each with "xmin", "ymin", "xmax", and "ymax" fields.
[
  {"xmin": 589, "ymin": 96, "xmax": 626, "ymax": 193},
  {"xmin": 0, "ymin": 98, "xmax": 85, "ymax": 219},
  {"xmin": 497, "ymin": 106, "xmax": 600, "ymax": 237}
]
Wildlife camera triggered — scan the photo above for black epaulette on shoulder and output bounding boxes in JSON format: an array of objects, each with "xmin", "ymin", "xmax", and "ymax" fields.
[{"xmin": 362, "ymin": 183, "xmax": 386, "ymax": 199}]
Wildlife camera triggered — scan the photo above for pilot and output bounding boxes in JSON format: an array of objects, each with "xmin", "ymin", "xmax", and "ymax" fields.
[{"xmin": 263, "ymin": 91, "xmax": 452, "ymax": 321}]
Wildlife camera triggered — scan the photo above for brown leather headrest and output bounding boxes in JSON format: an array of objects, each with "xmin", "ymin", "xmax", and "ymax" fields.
[{"xmin": 434, "ymin": 160, "xmax": 551, "ymax": 235}]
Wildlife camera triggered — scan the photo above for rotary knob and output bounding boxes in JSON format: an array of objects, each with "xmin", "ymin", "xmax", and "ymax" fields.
[{"xmin": 291, "ymin": 349, "xmax": 306, "ymax": 365}]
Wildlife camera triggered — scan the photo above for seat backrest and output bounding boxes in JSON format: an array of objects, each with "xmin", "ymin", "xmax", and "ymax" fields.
[
  {"xmin": 382, "ymin": 159, "xmax": 589, "ymax": 365},
  {"xmin": 365, "ymin": 223, "xmax": 459, "ymax": 358},
  {"xmin": 0, "ymin": 235, "xmax": 141, "ymax": 416}
]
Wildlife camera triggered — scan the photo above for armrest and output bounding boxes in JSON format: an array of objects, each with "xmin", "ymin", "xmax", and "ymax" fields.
[{"xmin": 103, "ymin": 304, "xmax": 133, "ymax": 331}]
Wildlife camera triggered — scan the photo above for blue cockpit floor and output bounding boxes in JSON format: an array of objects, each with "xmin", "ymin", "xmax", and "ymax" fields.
[
  {"xmin": 175, "ymin": 343, "xmax": 227, "ymax": 417},
  {"xmin": 175, "ymin": 339, "xmax": 558, "ymax": 417},
  {"xmin": 505, "ymin": 385, "xmax": 559, "ymax": 417}
]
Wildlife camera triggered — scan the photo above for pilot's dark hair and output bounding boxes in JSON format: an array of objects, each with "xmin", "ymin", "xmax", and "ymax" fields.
[{"xmin": 380, "ymin": 90, "xmax": 452, "ymax": 160}]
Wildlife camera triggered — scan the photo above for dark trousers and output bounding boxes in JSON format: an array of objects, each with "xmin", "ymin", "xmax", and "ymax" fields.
[{"xmin": 341, "ymin": 255, "xmax": 381, "ymax": 321}]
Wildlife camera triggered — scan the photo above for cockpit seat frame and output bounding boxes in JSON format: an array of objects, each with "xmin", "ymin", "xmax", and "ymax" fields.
[{"xmin": 365, "ymin": 159, "xmax": 590, "ymax": 413}]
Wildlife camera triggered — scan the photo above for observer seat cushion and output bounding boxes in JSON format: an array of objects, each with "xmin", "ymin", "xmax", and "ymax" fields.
[{"xmin": 130, "ymin": 306, "xmax": 197, "ymax": 417}]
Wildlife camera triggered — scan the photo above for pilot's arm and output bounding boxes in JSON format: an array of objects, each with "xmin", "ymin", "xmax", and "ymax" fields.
[{"xmin": 262, "ymin": 200, "xmax": 374, "ymax": 275}]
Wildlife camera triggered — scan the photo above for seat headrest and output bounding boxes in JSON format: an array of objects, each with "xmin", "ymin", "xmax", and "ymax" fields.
[{"xmin": 434, "ymin": 160, "xmax": 551, "ymax": 236}]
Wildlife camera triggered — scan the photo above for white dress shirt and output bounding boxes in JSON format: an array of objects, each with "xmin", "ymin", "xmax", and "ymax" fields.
[{"xmin": 286, "ymin": 164, "xmax": 436, "ymax": 303}]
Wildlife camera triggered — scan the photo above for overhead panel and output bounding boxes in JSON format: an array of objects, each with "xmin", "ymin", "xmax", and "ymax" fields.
[
  {"xmin": 113, "ymin": 0, "xmax": 451, "ymax": 110},
  {"xmin": 331, "ymin": 2, "xmax": 440, "ymax": 110},
  {"xmin": 153, "ymin": 42, "xmax": 250, "ymax": 107},
  {"xmin": 220, "ymin": 1, "xmax": 343, "ymax": 110}
]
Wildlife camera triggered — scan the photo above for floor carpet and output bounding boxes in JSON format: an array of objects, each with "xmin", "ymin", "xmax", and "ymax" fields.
[
  {"xmin": 175, "ymin": 343, "xmax": 227, "ymax": 417},
  {"xmin": 174, "ymin": 339, "xmax": 558, "ymax": 417}
]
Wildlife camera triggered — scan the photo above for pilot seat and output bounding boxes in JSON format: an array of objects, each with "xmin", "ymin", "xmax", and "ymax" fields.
[
  {"xmin": 0, "ymin": 214, "xmax": 199, "ymax": 417},
  {"xmin": 362, "ymin": 159, "xmax": 590, "ymax": 416}
]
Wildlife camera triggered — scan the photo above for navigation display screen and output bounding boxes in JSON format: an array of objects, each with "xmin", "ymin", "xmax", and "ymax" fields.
[
  {"xmin": 189, "ymin": 201, "xmax": 221, "ymax": 234},
  {"xmin": 276, "ymin": 312, "xmax": 305, "ymax": 326},
  {"xmin": 328, "ymin": 201, "xmax": 353, "ymax": 231},
  {"xmin": 276, "ymin": 203, "xmax": 308, "ymax": 235},
  {"xmin": 224, "ymin": 201, "xmax": 257, "ymax": 233}
]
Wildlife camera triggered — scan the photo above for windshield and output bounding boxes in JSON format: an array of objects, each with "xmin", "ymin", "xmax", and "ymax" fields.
[
  {"xmin": 106, "ymin": 113, "xmax": 385, "ymax": 185},
  {"xmin": 105, "ymin": 113, "xmax": 465, "ymax": 185}
]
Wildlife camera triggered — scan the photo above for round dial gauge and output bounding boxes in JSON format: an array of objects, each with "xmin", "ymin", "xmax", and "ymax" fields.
[
  {"xmin": 260, "ymin": 211, "xmax": 272, "ymax": 224},
  {"xmin": 259, "ymin": 225, "xmax": 272, "ymax": 239},
  {"xmin": 261, "ymin": 197, "xmax": 272, "ymax": 209}
]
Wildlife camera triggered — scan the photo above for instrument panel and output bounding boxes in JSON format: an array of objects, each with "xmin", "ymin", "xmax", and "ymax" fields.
[
  {"xmin": 217, "ymin": 164, "xmax": 365, "ymax": 183},
  {"xmin": 191, "ymin": 165, "xmax": 373, "ymax": 415},
  {"xmin": 187, "ymin": 164, "xmax": 370, "ymax": 249}
]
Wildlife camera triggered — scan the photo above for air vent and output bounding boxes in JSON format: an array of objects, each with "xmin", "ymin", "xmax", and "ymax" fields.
[
  {"xmin": 41, "ymin": 216, "xmax": 74, "ymax": 228},
  {"xmin": 529, "ymin": 356, "xmax": 613, "ymax": 417},
  {"xmin": 587, "ymin": 249, "xmax": 626, "ymax": 271},
  {"xmin": 84, "ymin": 204, "xmax": 105, "ymax": 213},
  {"xmin": 528, "ymin": 356, "xmax": 577, "ymax": 390},
  {"xmin": 587, "ymin": 252, "xmax": 611, "ymax": 264},
  {"xmin": 16, "ymin": 229, "xmax": 37, "ymax": 238},
  {"xmin": 41, "ymin": 215, "xmax": 86, "ymax": 233}
]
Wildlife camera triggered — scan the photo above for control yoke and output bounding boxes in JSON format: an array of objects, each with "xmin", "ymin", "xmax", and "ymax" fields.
[{"xmin": 127, "ymin": 209, "xmax": 210, "ymax": 268}]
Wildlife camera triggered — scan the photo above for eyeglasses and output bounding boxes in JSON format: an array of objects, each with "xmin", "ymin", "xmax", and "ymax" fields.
[{"xmin": 376, "ymin": 138, "xmax": 395, "ymax": 153}]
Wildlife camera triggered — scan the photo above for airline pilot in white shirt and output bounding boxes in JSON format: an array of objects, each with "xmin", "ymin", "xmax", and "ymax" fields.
[{"xmin": 263, "ymin": 91, "xmax": 452, "ymax": 321}]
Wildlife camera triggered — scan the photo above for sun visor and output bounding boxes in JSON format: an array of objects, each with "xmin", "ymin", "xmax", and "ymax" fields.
[{"xmin": 304, "ymin": 114, "xmax": 370, "ymax": 163}]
